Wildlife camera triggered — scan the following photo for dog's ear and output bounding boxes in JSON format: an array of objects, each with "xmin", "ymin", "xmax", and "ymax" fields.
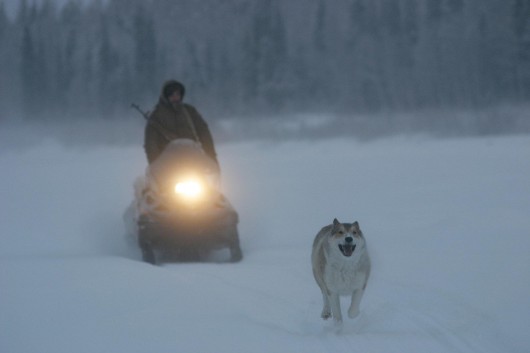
[
  {"xmin": 352, "ymin": 221, "xmax": 361, "ymax": 232},
  {"xmin": 333, "ymin": 218, "xmax": 340, "ymax": 226}
]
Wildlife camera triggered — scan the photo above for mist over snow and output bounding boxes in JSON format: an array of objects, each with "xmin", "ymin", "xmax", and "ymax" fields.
[
  {"xmin": 1, "ymin": 0, "xmax": 530, "ymax": 129},
  {"xmin": 1, "ymin": 122, "xmax": 529, "ymax": 353},
  {"xmin": 1, "ymin": 2, "xmax": 530, "ymax": 351}
]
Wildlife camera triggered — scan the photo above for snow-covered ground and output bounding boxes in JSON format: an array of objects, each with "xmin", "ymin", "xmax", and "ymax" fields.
[{"xmin": 1, "ymin": 130, "xmax": 529, "ymax": 353}]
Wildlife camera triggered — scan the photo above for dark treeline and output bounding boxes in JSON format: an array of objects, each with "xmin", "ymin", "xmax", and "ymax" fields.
[{"xmin": 0, "ymin": 0, "xmax": 529, "ymax": 127}]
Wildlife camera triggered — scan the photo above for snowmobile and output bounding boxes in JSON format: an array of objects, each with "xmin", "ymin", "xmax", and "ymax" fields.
[{"xmin": 125, "ymin": 139, "xmax": 243, "ymax": 264}]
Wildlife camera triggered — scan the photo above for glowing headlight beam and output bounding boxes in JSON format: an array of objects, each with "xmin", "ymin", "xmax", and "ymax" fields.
[{"xmin": 174, "ymin": 180, "xmax": 203, "ymax": 199}]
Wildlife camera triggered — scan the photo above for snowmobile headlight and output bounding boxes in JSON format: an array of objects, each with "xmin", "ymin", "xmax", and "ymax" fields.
[{"xmin": 174, "ymin": 179, "xmax": 203, "ymax": 199}]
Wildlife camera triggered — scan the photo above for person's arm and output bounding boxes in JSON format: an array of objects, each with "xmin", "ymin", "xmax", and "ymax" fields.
[
  {"xmin": 144, "ymin": 122, "xmax": 164, "ymax": 164},
  {"xmin": 199, "ymin": 121, "xmax": 218, "ymax": 165},
  {"xmin": 192, "ymin": 109, "xmax": 219, "ymax": 166}
]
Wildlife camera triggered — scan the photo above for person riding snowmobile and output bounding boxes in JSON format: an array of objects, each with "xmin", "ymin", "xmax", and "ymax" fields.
[
  {"xmin": 144, "ymin": 80, "xmax": 218, "ymax": 166},
  {"xmin": 133, "ymin": 80, "xmax": 243, "ymax": 264}
]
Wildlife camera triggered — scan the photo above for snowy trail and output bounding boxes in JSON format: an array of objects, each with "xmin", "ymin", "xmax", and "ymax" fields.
[
  {"xmin": 1, "ymin": 252, "xmax": 508, "ymax": 353},
  {"xmin": 1, "ymin": 134, "xmax": 529, "ymax": 353}
]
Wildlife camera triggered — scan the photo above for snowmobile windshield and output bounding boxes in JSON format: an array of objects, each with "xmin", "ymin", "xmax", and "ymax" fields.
[{"xmin": 148, "ymin": 139, "xmax": 220, "ymax": 194}]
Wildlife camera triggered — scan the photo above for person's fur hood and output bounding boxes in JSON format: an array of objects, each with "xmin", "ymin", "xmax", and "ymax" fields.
[{"xmin": 159, "ymin": 80, "xmax": 186, "ymax": 104}]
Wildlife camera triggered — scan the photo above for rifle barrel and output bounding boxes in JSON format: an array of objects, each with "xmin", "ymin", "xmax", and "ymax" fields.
[{"xmin": 131, "ymin": 103, "xmax": 149, "ymax": 120}]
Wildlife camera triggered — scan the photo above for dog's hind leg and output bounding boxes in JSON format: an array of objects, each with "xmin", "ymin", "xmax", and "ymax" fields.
[
  {"xmin": 329, "ymin": 293, "xmax": 342, "ymax": 323},
  {"xmin": 347, "ymin": 288, "xmax": 364, "ymax": 319},
  {"xmin": 320, "ymin": 291, "xmax": 331, "ymax": 320}
]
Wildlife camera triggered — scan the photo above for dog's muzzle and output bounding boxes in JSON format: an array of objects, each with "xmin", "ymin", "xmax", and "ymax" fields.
[{"xmin": 339, "ymin": 244, "xmax": 356, "ymax": 257}]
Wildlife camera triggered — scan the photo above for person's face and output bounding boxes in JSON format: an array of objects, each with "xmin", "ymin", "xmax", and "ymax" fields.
[{"xmin": 168, "ymin": 90, "xmax": 182, "ymax": 104}]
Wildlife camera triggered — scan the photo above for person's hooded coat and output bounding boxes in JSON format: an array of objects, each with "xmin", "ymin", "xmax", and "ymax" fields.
[{"xmin": 143, "ymin": 80, "xmax": 218, "ymax": 165}]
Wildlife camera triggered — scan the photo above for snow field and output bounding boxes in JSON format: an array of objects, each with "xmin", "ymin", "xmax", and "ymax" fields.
[{"xmin": 1, "ymin": 133, "xmax": 529, "ymax": 353}]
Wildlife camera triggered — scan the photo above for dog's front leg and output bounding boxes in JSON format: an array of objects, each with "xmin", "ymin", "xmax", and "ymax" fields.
[
  {"xmin": 347, "ymin": 288, "xmax": 364, "ymax": 319},
  {"xmin": 321, "ymin": 291, "xmax": 331, "ymax": 319},
  {"xmin": 329, "ymin": 293, "xmax": 342, "ymax": 323}
]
